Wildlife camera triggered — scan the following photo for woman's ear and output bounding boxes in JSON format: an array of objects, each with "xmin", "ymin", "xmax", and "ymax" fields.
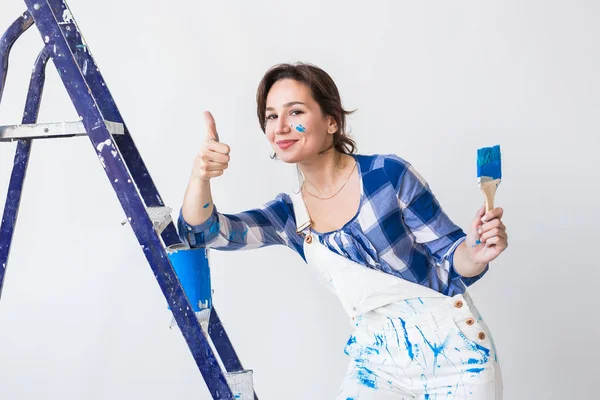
[{"xmin": 327, "ymin": 116, "xmax": 338, "ymax": 135}]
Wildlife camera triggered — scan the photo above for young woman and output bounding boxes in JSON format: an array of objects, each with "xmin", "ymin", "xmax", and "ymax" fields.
[{"xmin": 179, "ymin": 63, "xmax": 507, "ymax": 399}]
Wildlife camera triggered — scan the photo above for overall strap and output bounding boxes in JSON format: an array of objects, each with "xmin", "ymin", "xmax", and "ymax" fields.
[{"xmin": 289, "ymin": 191, "xmax": 311, "ymax": 234}]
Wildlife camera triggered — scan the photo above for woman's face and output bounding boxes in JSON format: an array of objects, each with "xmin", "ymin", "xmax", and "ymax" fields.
[{"xmin": 264, "ymin": 79, "xmax": 337, "ymax": 163}]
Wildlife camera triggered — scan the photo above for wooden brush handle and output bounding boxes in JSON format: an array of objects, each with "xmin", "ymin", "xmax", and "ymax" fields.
[{"xmin": 480, "ymin": 179, "xmax": 500, "ymax": 213}]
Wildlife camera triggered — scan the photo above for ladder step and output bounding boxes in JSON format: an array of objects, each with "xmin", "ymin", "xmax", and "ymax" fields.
[
  {"xmin": 147, "ymin": 206, "xmax": 173, "ymax": 234},
  {"xmin": 121, "ymin": 207, "xmax": 172, "ymax": 234},
  {"xmin": 170, "ymin": 309, "xmax": 212, "ymax": 332},
  {"xmin": 226, "ymin": 370, "xmax": 255, "ymax": 400},
  {"xmin": 0, "ymin": 120, "xmax": 124, "ymax": 141}
]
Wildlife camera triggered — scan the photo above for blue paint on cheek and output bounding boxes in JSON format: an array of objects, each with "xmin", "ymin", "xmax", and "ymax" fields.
[
  {"xmin": 203, "ymin": 203, "xmax": 210, "ymax": 209},
  {"xmin": 295, "ymin": 124, "xmax": 306, "ymax": 132}
]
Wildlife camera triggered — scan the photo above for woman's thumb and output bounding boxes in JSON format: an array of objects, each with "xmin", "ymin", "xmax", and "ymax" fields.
[{"xmin": 203, "ymin": 111, "xmax": 219, "ymax": 142}]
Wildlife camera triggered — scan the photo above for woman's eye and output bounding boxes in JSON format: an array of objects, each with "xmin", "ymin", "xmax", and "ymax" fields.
[
  {"xmin": 290, "ymin": 110, "xmax": 303, "ymax": 116},
  {"xmin": 266, "ymin": 114, "xmax": 277, "ymax": 120}
]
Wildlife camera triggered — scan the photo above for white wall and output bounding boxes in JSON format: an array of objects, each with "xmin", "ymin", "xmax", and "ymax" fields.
[{"xmin": 0, "ymin": 1, "xmax": 598, "ymax": 399}]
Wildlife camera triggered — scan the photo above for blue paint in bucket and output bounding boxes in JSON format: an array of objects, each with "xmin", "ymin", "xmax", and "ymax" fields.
[{"xmin": 166, "ymin": 244, "xmax": 211, "ymax": 312}]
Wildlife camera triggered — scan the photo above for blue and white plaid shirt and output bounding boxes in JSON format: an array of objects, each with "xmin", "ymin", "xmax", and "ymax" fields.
[{"xmin": 178, "ymin": 154, "xmax": 488, "ymax": 296}]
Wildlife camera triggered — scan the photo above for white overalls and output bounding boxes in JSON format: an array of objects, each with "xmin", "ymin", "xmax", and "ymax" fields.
[{"xmin": 290, "ymin": 192, "xmax": 503, "ymax": 399}]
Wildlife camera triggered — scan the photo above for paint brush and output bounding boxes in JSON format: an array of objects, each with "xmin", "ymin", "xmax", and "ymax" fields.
[{"xmin": 477, "ymin": 145, "xmax": 502, "ymax": 213}]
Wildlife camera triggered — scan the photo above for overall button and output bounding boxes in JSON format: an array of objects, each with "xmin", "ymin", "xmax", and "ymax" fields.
[
  {"xmin": 466, "ymin": 318, "xmax": 475, "ymax": 326},
  {"xmin": 305, "ymin": 235, "xmax": 313, "ymax": 244},
  {"xmin": 454, "ymin": 300, "xmax": 464, "ymax": 308},
  {"xmin": 478, "ymin": 332, "xmax": 486, "ymax": 340}
]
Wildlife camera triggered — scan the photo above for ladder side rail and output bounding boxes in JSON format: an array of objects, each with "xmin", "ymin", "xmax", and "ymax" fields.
[
  {"xmin": 0, "ymin": 47, "xmax": 50, "ymax": 299},
  {"xmin": 25, "ymin": 2, "xmax": 235, "ymax": 397},
  {"xmin": 209, "ymin": 306, "xmax": 260, "ymax": 400},
  {"xmin": 0, "ymin": 12, "xmax": 34, "ymax": 106}
]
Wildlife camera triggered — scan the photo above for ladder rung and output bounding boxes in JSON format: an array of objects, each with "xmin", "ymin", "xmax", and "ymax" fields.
[
  {"xmin": 147, "ymin": 206, "xmax": 173, "ymax": 234},
  {"xmin": 121, "ymin": 207, "xmax": 172, "ymax": 234},
  {"xmin": 0, "ymin": 120, "xmax": 124, "ymax": 141},
  {"xmin": 226, "ymin": 370, "xmax": 254, "ymax": 400}
]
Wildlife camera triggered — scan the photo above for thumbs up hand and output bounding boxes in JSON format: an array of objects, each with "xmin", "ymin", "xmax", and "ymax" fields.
[{"xmin": 191, "ymin": 111, "xmax": 231, "ymax": 180}]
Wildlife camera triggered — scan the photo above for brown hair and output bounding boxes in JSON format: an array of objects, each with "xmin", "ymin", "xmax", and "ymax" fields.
[{"xmin": 256, "ymin": 62, "xmax": 357, "ymax": 157}]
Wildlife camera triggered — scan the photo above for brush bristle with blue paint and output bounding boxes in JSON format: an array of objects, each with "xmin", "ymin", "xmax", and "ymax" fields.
[{"xmin": 477, "ymin": 145, "xmax": 502, "ymax": 213}]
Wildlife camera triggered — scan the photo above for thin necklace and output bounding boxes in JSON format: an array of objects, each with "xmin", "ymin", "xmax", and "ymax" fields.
[{"xmin": 302, "ymin": 162, "xmax": 357, "ymax": 200}]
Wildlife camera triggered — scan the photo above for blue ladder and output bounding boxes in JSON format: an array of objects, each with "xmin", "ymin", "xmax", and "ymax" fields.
[{"xmin": 0, "ymin": 2, "xmax": 255, "ymax": 399}]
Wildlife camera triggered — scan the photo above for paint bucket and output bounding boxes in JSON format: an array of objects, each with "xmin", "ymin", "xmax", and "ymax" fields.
[{"xmin": 166, "ymin": 244, "xmax": 212, "ymax": 312}]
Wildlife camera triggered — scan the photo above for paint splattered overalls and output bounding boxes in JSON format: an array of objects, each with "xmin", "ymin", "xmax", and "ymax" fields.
[{"xmin": 290, "ymin": 192, "xmax": 503, "ymax": 400}]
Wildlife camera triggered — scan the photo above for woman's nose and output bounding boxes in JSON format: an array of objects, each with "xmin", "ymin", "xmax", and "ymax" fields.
[{"xmin": 275, "ymin": 116, "xmax": 291, "ymax": 135}]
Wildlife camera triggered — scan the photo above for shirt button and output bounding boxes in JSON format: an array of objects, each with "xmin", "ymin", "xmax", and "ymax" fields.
[
  {"xmin": 478, "ymin": 332, "xmax": 486, "ymax": 340},
  {"xmin": 352, "ymin": 307, "xmax": 357, "ymax": 311},
  {"xmin": 454, "ymin": 300, "xmax": 464, "ymax": 308},
  {"xmin": 466, "ymin": 318, "xmax": 475, "ymax": 326}
]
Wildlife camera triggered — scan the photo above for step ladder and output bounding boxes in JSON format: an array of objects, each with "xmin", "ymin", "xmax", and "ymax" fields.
[{"xmin": 0, "ymin": 2, "xmax": 256, "ymax": 399}]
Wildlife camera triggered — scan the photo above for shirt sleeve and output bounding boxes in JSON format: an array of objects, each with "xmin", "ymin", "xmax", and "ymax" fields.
[
  {"xmin": 385, "ymin": 155, "xmax": 488, "ymax": 287},
  {"xmin": 177, "ymin": 193, "xmax": 305, "ymax": 260}
]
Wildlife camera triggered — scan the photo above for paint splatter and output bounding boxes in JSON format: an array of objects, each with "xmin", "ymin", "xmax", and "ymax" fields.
[
  {"xmin": 96, "ymin": 138, "xmax": 112, "ymax": 152},
  {"xmin": 387, "ymin": 318, "xmax": 401, "ymax": 347},
  {"xmin": 421, "ymin": 374, "xmax": 430, "ymax": 399},
  {"xmin": 466, "ymin": 367, "xmax": 485, "ymax": 374},
  {"xmin": 373, "ymin": 334, "xmax": 385, "ymax": 348},
  {"xmin": 203, "ymin": 203, "xmax": 210, "ymax": 208},
  {"xmin": 347, "ymin": 335, "xmax": 357, "ymax": 346},
  {"xmin": 356, "ymin": 366, "xmax": 377, "ymax": 389},
  {"xmin": 405, "ymin": 299, "xmax": 418, "ymax": 314},
  {"xmin": 456, "ymin": 330, "xmax": 490, "ymax": 359},
  {"xmin": 398, "ymin": 318, "xmax": 415, "ymax": 360},
  {"xmin": 295, "ymin": 124, "xmax": 306, "ymax": 132},
  {"xmin": 416, "ymin": 325, "xmax": 450, "ymax": 373}
]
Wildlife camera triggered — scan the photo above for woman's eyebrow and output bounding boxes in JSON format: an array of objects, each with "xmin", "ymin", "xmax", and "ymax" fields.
[{"xmin": 266, "ymin": 101, "xmax": 306, "ymax": 111}]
